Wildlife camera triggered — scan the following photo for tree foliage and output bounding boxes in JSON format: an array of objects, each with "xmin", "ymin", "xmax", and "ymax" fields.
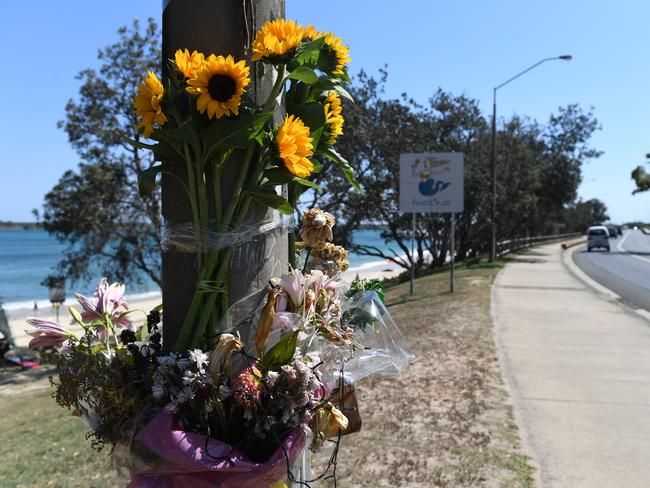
[
  {"xmin": 631, "ymin": 154, "xmax": 650, "ymax": 194},
  {"xmin": 308, "ymin": 70, "xmax": 603, "ymax": 271},
  {"xmin": 41, "ymin": 19, "xmax": 162, "ymax": 286}
]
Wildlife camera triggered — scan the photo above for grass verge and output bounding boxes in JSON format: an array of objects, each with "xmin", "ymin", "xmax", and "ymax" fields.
[
  {"xmin": 0, "ymin": 263, "xmax": 535, "ymax": 487},
  {"xmin": 314, "ymin": 263, "xmax": 536, "ymax": 487}
]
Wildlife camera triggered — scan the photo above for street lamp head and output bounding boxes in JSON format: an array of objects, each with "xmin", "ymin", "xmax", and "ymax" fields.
[{"xmin": 559, "ymin": 55, "xmax": 573, "ymax": 60}]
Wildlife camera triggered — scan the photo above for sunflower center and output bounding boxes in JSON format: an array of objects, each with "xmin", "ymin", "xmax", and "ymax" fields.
[{"xmin": 207, "ymin": 74, "xmax": 237, "ymax": 102}]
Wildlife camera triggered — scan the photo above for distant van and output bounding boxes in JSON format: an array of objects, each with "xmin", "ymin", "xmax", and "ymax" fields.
[{"xmin": 587, "ymin": 225, "xmax": 610, "ymax": 252}]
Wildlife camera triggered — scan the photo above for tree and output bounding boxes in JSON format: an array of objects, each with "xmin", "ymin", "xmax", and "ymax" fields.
[
  {"xmin": 41, "ymin": 19, "xmax": 162, "ymax": 287},
  {"xmin": 631, "ymin": 154, "xmax": 650, "ymax": 194},
  {"xmin": 310, "ymin": 70, "xmax": 602, "ymax": 273},
  {"xmin": 562, "ymin": 198, "xmax": 609, "ymax": 232}
]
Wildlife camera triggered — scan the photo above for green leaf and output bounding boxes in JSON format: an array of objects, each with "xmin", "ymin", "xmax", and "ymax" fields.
[
  {"xmin": 126, "ymin": 138, "xmax": 156, "ymax": 150},
  {"xmin": 152, "ymin": 119, "xmax": 200, "ymax": 148},
  {"xmin": 260, "ymin": 330, "xmax": 298, "ymax": 371},
  {"xmin": 311, "ymin": 158, "xmax": 322, "ymax": 174},
  {"xmin": 202, "ymin": 111, "xmax": 273, "ymax": 158},
  {"xmin": 244, "ymin": 189, "xmax": 294, "ymax": 215},
  {"xmin": 322, "ymin": 148, "xmax": 363, "ymax": 193},
  {"xmin": 127, "ymin": 137, "xmax": 183, "ymax": 163},
  {"xmin": 294, "ymin": 177, "xmax": 320, "ymax": 189},
  {"xmin": 262, "ymin": 167, "xmax": 296, "ymax": 186},
  {"xmin": 332, "ymin": 84, "xmax": 355, "ymax": 103},
  {"xmin": 290, "ymin": 38, "xmax": 325, "ymax": 69},
  {"xmin": 288, "ymin": 66, "xmax": 318, "ymax": 84},
  {"xmin": 138, "ymin": 164, "xmax": 163, "ymax": 197}
]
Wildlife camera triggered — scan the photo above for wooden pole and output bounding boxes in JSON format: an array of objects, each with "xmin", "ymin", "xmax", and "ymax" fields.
[{"xmin": 161, "ymin": 0, "xmax": 287, "ymax": 350}]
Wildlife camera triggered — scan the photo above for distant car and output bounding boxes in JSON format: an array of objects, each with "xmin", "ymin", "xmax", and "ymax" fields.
[
  {"xmin": 587, "ymin": 225, "xmax": 610, "ymax": 252},
  {"xmin": 606, "ymin": 225, "xmax": 619, "ymax": 239}
]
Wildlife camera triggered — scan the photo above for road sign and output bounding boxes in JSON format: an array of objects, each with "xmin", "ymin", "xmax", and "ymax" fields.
[
  {"xmin": 400, "ymin": 152, "xmax": 464, "ymax": 295},
  {"xmin": 399, "ymin": 152, "xmax": 464, "ymax": 213}
]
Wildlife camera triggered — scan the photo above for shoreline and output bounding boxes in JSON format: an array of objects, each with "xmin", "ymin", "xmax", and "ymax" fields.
[{"xmin": 5, "ymin": 260, "xmax": 405, "ymax": 348}]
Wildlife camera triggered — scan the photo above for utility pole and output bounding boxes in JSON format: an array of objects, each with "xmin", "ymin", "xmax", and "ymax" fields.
[{"xmin": 161, "ymin": 0, "xmax": 287, "ymax": 349}]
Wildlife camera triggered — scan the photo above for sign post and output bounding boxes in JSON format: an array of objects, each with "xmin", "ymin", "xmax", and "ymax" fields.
[
  {"xmin": 450, "ymin": 213, "xmax": 455, "ymax": 292},
  {"xmin": 399, "ymin": 152, "xmax": 464, "ymax": 293},
  {"xmin": 410, "ymin": 212, "xmax": 416, "ymax": 295}
]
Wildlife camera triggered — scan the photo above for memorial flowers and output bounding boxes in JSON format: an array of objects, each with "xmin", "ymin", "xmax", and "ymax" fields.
[{"xmin": 28, "ymin": 17, "xmax": 413, "ymax": 487}]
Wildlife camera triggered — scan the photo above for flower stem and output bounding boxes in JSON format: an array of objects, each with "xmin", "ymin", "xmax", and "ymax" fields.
[{"xmin": 173, "ymin": 144, "xmax": 257, "ymax": 352}]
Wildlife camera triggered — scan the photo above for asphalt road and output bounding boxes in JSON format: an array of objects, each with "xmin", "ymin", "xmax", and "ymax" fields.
[{"xmin": 573, "ymin": 229, "xmax": 650, "ymax": 311}]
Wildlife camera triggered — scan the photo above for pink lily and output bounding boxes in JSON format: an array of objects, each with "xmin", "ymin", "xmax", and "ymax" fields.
[
  {"xmin": 25, "ymin": 318, "xmax": 75, "ymax": 350},
  {"xmin": 75, "ymin": 277, "xmax": 133, "ymax": 329},
  {"xmin": 278, "ymin": 269, "xmax": 307, "ymax": 311}
]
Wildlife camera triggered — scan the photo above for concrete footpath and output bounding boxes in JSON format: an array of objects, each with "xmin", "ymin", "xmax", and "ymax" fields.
[{"xmin": 493, "ymin": 242, "xmax": 650, "ymax": 488}]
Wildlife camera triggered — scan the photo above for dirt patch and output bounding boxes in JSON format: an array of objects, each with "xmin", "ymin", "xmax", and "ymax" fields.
[{"xmin": 313, "ymin": 266, "xmax": 535, "ymax": 487}]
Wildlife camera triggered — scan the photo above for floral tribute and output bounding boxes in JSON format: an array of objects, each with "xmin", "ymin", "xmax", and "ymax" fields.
[{"xmin": 27, "ymin": 18, "xmax": 412, "ymax": 487}]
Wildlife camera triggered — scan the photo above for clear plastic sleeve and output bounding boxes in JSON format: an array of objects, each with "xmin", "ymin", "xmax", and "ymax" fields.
[{"xmin": 339, "ymin": 290, "xmax": 414, "ymax": 384}]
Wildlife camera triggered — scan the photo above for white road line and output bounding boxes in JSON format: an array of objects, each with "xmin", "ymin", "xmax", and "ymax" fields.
[{"xmin": 617, "ymin": 230, "xmax": 650, "ymax": 265}]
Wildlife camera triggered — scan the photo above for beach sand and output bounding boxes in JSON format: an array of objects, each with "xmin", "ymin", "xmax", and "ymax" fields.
[{"xmin": 6, "ymin": 261, "xmax": 404, "ymax": 348}]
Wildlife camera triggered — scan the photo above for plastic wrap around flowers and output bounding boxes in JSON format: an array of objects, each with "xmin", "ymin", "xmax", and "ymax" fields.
[{"xmin": 25, "ymin": 17, "xmax": 413, "ymax": 488}]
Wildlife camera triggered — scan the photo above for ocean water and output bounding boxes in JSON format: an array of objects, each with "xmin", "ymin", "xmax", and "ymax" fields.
[{"xmin": 0, "ymin": 229, "xmax": 399, "ymax": 310}]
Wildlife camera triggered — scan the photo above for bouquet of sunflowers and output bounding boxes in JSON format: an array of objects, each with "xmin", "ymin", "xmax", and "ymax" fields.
[
  {"xmin": 132, "ymin": 19, "xmax": 358, "ymax": 355},
  {"xmin": 26, "ymin": 18, "xmax": 412, "ymax": 487}
]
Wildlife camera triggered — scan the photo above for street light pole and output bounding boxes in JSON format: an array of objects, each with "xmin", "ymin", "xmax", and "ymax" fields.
[{"xmin": 489, "ymin": 55, "xmax": 572, "ymax": 262}]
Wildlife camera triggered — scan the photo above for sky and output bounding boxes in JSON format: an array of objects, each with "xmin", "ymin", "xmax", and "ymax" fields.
[{"xmin": 1, "ymin": 0, "xmax": 649, "ymax": 223}]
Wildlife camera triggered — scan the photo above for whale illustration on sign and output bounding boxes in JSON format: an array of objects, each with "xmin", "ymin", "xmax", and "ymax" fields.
[{"xmin": 418, "ymin": 178, "xmax": 450, "ymax": 196}]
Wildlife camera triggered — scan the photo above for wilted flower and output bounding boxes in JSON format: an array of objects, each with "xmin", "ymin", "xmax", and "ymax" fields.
[
  {"xmin": 300, "ymin": 208, "xmax": 335, "ymax": 246},
  {"xmin": 278, "ymin": 268, "xmax": 308, "ymax": 310},
  {"xmin": 313, "ymin": 403, "xmax": 349, "ymax": 440},
  {"xmin": 75, "ymin": 277, "xmax": 133, "ymax": 329},
  {"xmin": 232, "ymin": 366, "xmax": 262, "ymax": 409},
  {"xmin": 208, "ymin": 332, "xmax": 244, "ymax": 379},
  {"xmin": 164, "ymin": 402, "xmax": 178, "ymax": 414},
  {"xmin": 313, "ymin": 242, "xmax": 349, "ymax": 272},
  {"xmin": 151, "ymin": 383, "xmax": 165, "ymax": 399},
  {"xmin": 25, "ymin": 318, "xmax": 75, "ymax": 350},
  {"xmin": 188, "ymin": 349, "xmax": 209, "ymax": 371},
  {"xmin": 255, "ymin": 288, "xmax": 279, "ymax": 355}
]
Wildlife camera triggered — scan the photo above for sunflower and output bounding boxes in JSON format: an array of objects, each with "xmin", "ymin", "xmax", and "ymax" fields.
[
  {"xmin": 134, "ymin": 71, "xmax": 167, "ymax": 138},
  {"xmin": 302, "ymin": 24, "xmax": 320, "ymax": 42},
  {"xmin": 251, "ymin": 19, "xmax": 304, "ymax": 62},
  {"xmin": 186, "ymin": 54, "xmax": 250, "ymax": 119},
  {"xmin": 322, "ymin": 32, "xmax": 351, "ymax": 76},
  {"xmin": 174, "ymin": 49, "xmax": 205, "ymax": 78},
  {"xmin": 276, "ymin": 114, "xmax": 314, "ymax": 178},
  {"xmin": 323, "ymin": 92, "xmax": 344, "ymax": 144}
]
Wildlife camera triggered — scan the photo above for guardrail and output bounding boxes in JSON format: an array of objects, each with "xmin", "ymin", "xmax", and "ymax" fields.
[{"xmin": 496, "ymin": 232, "xmax": 581, "ymax": 258}]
